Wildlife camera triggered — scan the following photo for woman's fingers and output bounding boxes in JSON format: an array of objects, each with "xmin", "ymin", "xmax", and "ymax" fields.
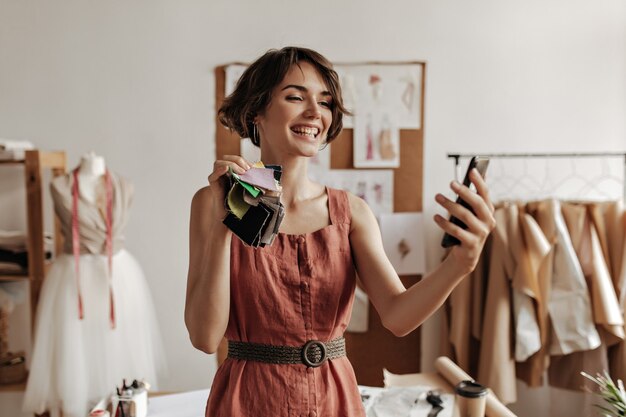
[
  {"xmin": 207, "ymin": 164, "xmax": 229, "ymax": 184},
  {"xmin": 433, "ymin": 213, "xmax": 474, "ymax": 244},
  {"xmin": 207, "ymin": 155, "xmax": 251, "ymax": 185},
  {"xmin": 222, "ymin": 155, "xmax": 252, "ymax": 170},
  {"xmin": 469, "ymin": 169, "xmax": 495, "ymax": 214},
  {"xmin": 435, "ymin": 193, "xmax": 485, "ymax": 235},
  {"xmin": 449, "ymin": 178, "xmax": 496, "ymax": 232}
]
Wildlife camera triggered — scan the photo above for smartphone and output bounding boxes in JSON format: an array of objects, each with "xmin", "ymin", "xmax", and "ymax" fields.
[{"xmin": 441, "ymin": 156, "xmax": 490, "ymax": 248}]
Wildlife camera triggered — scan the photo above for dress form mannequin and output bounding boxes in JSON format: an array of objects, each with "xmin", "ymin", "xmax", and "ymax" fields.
[
  {"xmin": 77, "ymin": 151, "xmax": 106, "ymax": 204},
  {"xmin": 23, "ymin": 155, "xmax": 166, "ymax": 417}
]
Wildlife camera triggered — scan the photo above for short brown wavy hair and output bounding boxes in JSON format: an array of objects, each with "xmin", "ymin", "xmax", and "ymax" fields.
[{"xmin": 218, "ymin": 46, "xmax": 350, "ymax": 147}]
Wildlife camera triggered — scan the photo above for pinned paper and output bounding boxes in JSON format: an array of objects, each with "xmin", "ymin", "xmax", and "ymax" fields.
[
  {"xmin": 380, "ymin": 213, "xmax": 426, "ymax": 275},
  {"xmin": 316, "ymin": 169, "xmax": 393, "ymax": 217}
]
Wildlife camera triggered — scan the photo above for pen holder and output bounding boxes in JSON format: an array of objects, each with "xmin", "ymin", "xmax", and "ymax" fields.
[{"xmin": 110, "ymin": 388, "xmax": 147, "ymax": 417}]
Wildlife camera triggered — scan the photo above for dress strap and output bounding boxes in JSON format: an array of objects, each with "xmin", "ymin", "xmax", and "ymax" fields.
[{"xmin": 327, "ymin": 187, "xmax": 351, "ymax": 226}]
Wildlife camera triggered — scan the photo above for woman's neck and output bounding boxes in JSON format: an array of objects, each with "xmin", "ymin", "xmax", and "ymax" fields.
[{"xmin": 260, "ymin": 154, "xmax": 319, "ymax": 207}]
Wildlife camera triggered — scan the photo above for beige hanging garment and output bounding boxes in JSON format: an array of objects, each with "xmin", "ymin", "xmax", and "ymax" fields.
[
  {"xmin": 549, "ymin": 344, "xmax": 608, "ymax": 391},
  {"xmin": 563, "ymin": 203, "xmax": 623, "ymax": 342},
  {"xmin": 507, "ymin": 204, "xmax": 542, "ymax": 363},
  {"xmin": 595, "ymin": 202, "xmax": 626, "ymax": 382},
  {"xmin": 448, "ymin": 264, "xmax": 474, "ymax": 371},
  {"xmin": 514, "ymin": 205, "xmax": 552, "ymax": 387},
  {"xmin": 590, "ymin": 202, "xmax": 626, "ymax": 301},
  {"xmin": 547, "ymin": 202, "xmax": 622, "ymax": 391},
  {"xmin": 471, "ymin": 235, "xmax": 489, "ymax": 345},
  {"xmin": 448, "ymin": 238, "xmax": 489, "ymax": 377},
  {"xmin": 589, "ymin": 201, "xmax": 624, "ymax": 282},
  {"xmin": 528, "ymin": 199, "xmax": 600, "ymax": 355},
  {"xmin": 588, "ymin": 203, "xmax": 624, "ymax": 342},
  {"xmin": 477, "ymin": 206, "xmax": 517, "ymax": 405},
  {"xmin": 548, "ymin": 203, "xmax": 608, "ymax": 390}
]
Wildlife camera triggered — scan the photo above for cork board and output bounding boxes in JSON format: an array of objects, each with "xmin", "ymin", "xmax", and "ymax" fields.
[{"xmin": 215, "ymin": 61, "xmax": 426, "ymax": 387}]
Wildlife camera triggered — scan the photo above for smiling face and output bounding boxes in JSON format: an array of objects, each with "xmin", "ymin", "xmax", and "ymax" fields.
[{"xmin": 255, "ymin": 61, "xmax": 333, "ymax": 160}]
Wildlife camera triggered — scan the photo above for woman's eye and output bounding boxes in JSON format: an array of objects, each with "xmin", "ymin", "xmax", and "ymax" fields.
[
  {"xmin": 287, "ymin": 96, "xmax": 303, "ymax": 101},
  {"xmin": 319, "ymin": 101, "xmax": 331, "ymax": 108}
]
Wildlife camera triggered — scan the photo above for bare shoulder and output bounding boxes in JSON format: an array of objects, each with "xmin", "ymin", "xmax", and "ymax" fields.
[
  {"xmin": 345, "ymin": 191, "xmax": 377, "ymax": 232},
  {"xmin": 190, "ymin": 186, "xmax": 218, "ymax": 225},
  {"xmin": 192, "ymin": 186, "xmax": 214, "ymax": 207}
]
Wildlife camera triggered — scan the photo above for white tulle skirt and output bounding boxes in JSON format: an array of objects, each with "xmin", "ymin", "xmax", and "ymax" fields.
[{"xmin": 22, "ymin": 250, "xmax": 166, "ymax": 417}]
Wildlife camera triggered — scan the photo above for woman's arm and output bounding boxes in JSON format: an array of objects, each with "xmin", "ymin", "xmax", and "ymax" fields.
[
  {"xmin": 349, "ymin": 169, "xmax": 496, "ymax": 337},
  {"xmin": 184, "ymin": 156, "xmax": 250, "ymax": 353}
]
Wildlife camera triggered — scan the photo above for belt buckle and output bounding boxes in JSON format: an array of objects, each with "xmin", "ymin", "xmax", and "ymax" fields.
[{"xmin": 302, "ymin": 340, "xmax": 327, "ymax": 368}]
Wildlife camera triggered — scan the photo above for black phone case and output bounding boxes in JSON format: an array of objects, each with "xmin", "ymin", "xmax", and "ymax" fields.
[{"xmin": 441, "ymin": 157, "xmax": 489, "ymax": 248}]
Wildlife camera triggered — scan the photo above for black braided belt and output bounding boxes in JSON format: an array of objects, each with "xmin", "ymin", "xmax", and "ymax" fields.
[{"xmin": 227, "ymin": 337, "xmax": 346, "ymax": 368}]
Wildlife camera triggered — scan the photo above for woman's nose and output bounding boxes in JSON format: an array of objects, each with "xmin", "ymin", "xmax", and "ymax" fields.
[{"xmin": 304, "ymin": 101, "xmax": 322, "ymax": 118}]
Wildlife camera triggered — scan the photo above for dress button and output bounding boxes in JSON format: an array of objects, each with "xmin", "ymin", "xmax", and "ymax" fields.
[
  {"xmin": 301, "ymin": 282, "xmax": 309, "ymax": 291},
  {"xmin": 297, "ymin": 236, "xmax": 305, "ymax": 244},
  {"xmin": 309, "ymin": 411, "xmax": 317, "ymax": 417}
]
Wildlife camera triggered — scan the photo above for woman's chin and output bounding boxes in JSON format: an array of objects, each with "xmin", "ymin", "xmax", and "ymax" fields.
[
  {"xmin": 286, "ymin": 141, "xmax": 320, "ymax": 158},
  {"xmin": 299, "ymin": 145, "xmax": 321, "ymax": 158}
]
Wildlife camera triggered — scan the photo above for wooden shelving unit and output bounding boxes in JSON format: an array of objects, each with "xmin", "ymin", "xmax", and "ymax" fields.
[
  {"xmin": 0, "ymin": 379, "xmax": 27, "ymax": 392},
  {"xmin": 0, "ymin": 150, "xmax": 66, "ymax": 393}
]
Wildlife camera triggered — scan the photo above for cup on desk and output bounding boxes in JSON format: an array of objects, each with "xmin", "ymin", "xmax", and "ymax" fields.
[{"xmin": 455, "ymin": 380, "xmax": 487, "ymax": 417}]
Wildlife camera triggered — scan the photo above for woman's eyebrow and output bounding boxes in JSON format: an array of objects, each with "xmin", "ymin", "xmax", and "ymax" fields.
[{"xmin": 281, "ymin": 84, "xmax": 332, "ymax": 97}]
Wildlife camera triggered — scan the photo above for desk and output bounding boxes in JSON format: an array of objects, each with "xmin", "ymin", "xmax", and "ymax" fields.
[
  {"xmin": 148, "ymin": 389, "xmax": 208, "ymax": 417},
  {"xmin": 146, "ymin": 375, "xmax": 456, "ymax": 417},
  {"xmin": 146, "ymin": 357, "xmax": 515, "ymax": 417},
  {"xmin": 382, "ymin": 371, "xmax": 460, "ymax": 417}
]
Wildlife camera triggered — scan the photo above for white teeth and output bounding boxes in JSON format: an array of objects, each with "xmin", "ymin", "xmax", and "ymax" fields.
[{"xmin": 291, "ymin": 127, "xmax": 319, "ymax": 137}]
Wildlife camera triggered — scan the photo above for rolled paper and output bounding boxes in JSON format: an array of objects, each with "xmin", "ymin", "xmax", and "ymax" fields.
[{"xmin": 434, "ymin": 356, "xmax": 518, "ymax": 417}]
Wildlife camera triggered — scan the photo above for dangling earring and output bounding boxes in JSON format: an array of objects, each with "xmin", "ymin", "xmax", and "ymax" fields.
[{"xmin": 253, "ymin": 123, "xmax": 259, "ymax": 144}]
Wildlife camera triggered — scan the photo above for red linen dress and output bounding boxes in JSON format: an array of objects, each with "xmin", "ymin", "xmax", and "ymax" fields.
[{"xmin": 206, "ymin": 187, "xmax": 365, "ymax": 417}]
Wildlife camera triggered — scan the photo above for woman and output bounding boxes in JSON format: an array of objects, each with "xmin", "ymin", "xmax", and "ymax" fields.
[{"xmin": 185, "ymin": 46, "xmax": 495, "ymax": 416}]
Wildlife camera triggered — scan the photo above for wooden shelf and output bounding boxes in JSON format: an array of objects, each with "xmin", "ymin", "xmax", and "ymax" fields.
[
  {"xmin": 0, "ymin": 151, "xmax": 64, "ymax": 167},
  {"xmin": 0, "ymin": 379, "xmax": 27, "ymax": 392},
  {"xmin": 0, "ymin": 260, "xmax": 55, "ymax": 282},
  {"xmin": 0, "ymin": 150, "xmax": 66, "ymax": 409},
  {"xmin": 0, "ymin": 274, "xmax": 29, "ymax": 282}
]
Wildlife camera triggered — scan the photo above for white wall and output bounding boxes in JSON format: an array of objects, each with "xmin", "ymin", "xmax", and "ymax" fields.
[{"xmin": 0, "ymin": 1, "xmax": 624, "ymax": 416}]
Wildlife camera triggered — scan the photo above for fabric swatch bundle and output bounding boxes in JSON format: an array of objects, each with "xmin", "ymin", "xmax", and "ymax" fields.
[{"xmin": 223, "ymin": 162, "xmax": 285, "ymax": 247}]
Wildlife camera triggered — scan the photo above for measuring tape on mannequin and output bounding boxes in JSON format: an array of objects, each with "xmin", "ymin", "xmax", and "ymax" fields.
[{"xmin": 71, "ymin": 168, "xmax": 115, "ymax": 329}]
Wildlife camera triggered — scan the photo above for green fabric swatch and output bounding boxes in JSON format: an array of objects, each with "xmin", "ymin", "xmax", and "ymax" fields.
[
  {"xmin": 227, "ymin": 183, "xmax": 250, "ymax": 219},
  {"xmin": 230, "ymin": 168, "xmax": 261, "ymax": 198}
]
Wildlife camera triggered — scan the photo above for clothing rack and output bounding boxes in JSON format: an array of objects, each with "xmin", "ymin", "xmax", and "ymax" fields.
[
  {"xmin": 447, "ymin": 152, "xmax": 626, "ymax": 167},
  {"xmin": 447, "ymin": 152, "xmax": 626, "ymax": 201}
]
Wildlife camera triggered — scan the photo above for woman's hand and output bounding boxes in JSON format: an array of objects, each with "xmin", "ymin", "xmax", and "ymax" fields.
[
  {"xmin": 207, "ymin": 155, "xmax": 251, "ymax": 220},
  {"xmin": 434, "ymin": 168, "xmax": 496, "ymax": 276}
]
